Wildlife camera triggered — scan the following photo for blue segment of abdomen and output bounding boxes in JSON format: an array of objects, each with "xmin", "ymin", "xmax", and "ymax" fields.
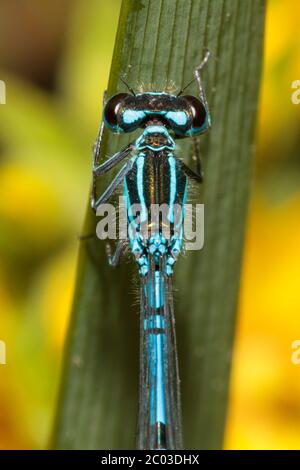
[{"xmin": 144, "ymin": 271, "xmax": 166, "ymax": 426}]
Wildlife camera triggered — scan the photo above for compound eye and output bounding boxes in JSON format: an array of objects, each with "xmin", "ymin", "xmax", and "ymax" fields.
[
  {"xmin": 182, "ymin": 95, "xmax": 208, "ymax": 134},
  {"xmin": 103, "ymin": 93, "xmax": 130, "ymax": 131}
]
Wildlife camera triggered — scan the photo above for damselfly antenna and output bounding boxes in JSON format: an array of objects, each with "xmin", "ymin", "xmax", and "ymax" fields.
[
  {"xmin": 120, "ymin": 76, "xmax": 136, "ymax": 96},
  {"xmin": 177, "ymin": 49, "xmax": 210, "ymax": 97},
  {"xmin": 176, "ymin": 77, "xmax": 197, "ymax": 97}
]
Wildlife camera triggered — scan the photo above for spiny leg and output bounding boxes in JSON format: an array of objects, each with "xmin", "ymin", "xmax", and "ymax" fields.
[
  {"xmin": 91, "ymin": 90, "xmax": 135, "ymax": 208},
  {"xmin": 106, "ymin": 239, "xmax": 127, "ymax": 267},
  {"xmin": 186, "ymin": 49, "xmax": 211, "ymax": 181},
  {"xmin": 180, "ymin": 159, "xmax": 202, "ymax": 183},
  {"xmin": 92, "ymin": 142, "xmax": 135, "ymax": 211},
  {"xmin": 179, "ymin": 133, "xmax": 203, "ymax": 183},
  {"xmin": 192, "ymin": 136, "xmax": 203, "ymax": 180},
  {"xmin": 78, "ymin": 225, "xmax": 127, "ymax": 270},
  {"xmin": 93, "ymin": 143, "xmax": 134, "ymax": 177},
  {"xmin": 93, "ymin": 91, "xmax": 108, "ymax": 165},
  {"xmin": 91, "ymin": 90, "xmax": 107, "ymax": 208},
  {"xmin": 78, "ymin": 232, "xmax": 97, "ymax": 241},
  {"xmin": 194, "ymin": 49, "xmax": 211, "ymax": 128},
  {"xmin": 92, "ymin": 158, "xmax": 135, "ymax": 211}
]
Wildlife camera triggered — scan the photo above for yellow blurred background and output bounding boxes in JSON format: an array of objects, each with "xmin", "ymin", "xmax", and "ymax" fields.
[{"xmin": 0, "ymin": 0, "xmax": 299, "ymax": 450}]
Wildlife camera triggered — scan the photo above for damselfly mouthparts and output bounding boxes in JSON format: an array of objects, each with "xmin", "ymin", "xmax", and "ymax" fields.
[{"xmin": 91, "ymin": 51, "xmax": 211, "ymax": 450}]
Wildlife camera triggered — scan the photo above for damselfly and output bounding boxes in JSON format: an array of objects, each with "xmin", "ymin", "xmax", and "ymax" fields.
[{"xmin": 91, "ymin": 51, "xmax": 210, "ymax": 450}]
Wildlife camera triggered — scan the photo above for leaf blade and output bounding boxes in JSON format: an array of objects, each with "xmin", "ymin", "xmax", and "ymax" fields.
[{"xmin": 53, "ymin": 0, "xmax": 265, "ymax": 450}]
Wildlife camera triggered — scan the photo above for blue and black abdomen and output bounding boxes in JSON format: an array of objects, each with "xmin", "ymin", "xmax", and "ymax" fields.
[{"xmin": 124, "ymin": 149, "xmax": 187, "ymax": 449}]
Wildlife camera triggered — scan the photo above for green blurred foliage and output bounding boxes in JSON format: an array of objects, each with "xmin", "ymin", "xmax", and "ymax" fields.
[{"xmin": 0, "ymin": 0, "xmax": 121, "ymax": 449}]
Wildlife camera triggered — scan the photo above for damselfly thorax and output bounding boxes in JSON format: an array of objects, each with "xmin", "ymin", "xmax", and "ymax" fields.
[{"xmin": 124, "ymin": 146, "xmax": 187, "ymax": 276}]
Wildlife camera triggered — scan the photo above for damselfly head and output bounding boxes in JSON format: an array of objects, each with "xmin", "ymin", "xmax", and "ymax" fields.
[{"xmin": 103, "ymin": 92, "xmax": 208, "ymax": 138}]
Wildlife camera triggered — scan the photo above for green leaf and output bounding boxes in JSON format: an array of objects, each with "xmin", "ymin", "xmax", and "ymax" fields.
[{"xmin": 53, "ymin": 0, "xmax": 265, "ymax": 449}]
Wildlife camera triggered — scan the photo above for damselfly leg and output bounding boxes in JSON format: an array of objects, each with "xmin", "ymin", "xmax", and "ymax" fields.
[
  {"xmin": 106, "ymin": 239, "xmax": 127, "ymax": 267},
  {"xmin": 191, "ymin": 50, "xmax": 211, "ymax": 179},
  {"xmin": 91, "ymin": 90, "xmax": 135, "ymax": 211},
  {"xmin": 180, "ymin": 159, "xmax": 203, "ymax": 183},
  {"xmin": 194, "ymin": 49, "xmax": 211, "ymax": 124},
  {"xmin": 92, "ymin": 158, "xmax": 135, "ymax": 209},
  {"xmin": 91, "ymin": 91, "xmax": 107, "ymax": 209},
  {"xmin": 178, "ymin": 50, "xmax": 211, "ymax": 182},
  {"xmin": 192, "ymin": 136, "xmax": 203, "ymax": 179}
]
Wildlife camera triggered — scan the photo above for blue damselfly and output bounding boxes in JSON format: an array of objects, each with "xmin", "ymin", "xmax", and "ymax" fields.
[{"xmin": 91, "ymin": 51, "xmax": 211, "ymax": 450}]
